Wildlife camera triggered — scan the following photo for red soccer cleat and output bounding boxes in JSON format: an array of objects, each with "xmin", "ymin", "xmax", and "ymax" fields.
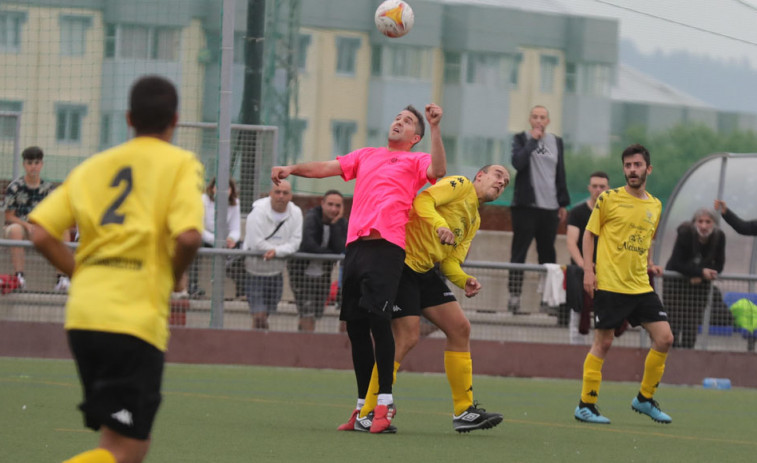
[
  {"xmin": 337, "ymin": 409, "xmax": 359, "ymax": 431},
  {"xmin": 369, "ymin": 404, "xmax": 397, "ymax": 434}
]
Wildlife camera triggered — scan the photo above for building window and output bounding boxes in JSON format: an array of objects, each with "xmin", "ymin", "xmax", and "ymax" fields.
[
  {"xmin": 56, "ymin": 104, "xmax": 87, "ymax": 143},
  {"xmin": 509, "ymin": 52, "xmax": 523, "ymax": 88},
  {"xmin": 540, "ymin": 54, "xmax": 559, "ymax": 93},
  {"xmin": 332, "ymin": 121, "xmax": 357, "ymax": 156},
  {"xmin": 371, "ymin": 45, "xmax": 382, "ymax": 76},
  {"xmin": 60, "ymin": 15, "xmax": 92, "ymax": 56},
  {"xmin": 104, "ymin": 24, "xmax": 116, "ymax": 57},
  {"xmin": 297, "ymin": 34, "xmax": 311, "ymax": 71},
  {"xmin": 444, "ymin": 52, "xmax": 461, "ymax": 84},
  {"xmin": 565, "ymin": 62, "xmax": 577, "ymax": 93},
  {"xmin": 442, "ymin": 135, "xmax": 458, "ymax": 165},
  {"xmin": 104, "ymin": 24, "xmax": 180, "ymax": 61},
  {"xmin": 461, "ymin": 137, "xmax": 496, "ymax": 166},
  {"xmin": 0, "ymin": 11, "xmax": 26, "ymax": 53},
  {"xmin": 0, "ymin": 100, "xmax": 22, "ymax": 139},
  {"xmin": 466, "ymin": 52, "xmax": 518, "ymax": 88},
  {"xmin": 99, "ymin": 114, "xmax": 111, "ymax": 149},
  {"xmin": 565, "ymin": 62, "xmax": 611, "ymax": 96},
  {"xmin": 580, "ymin": 63, "xmax": 611, "ymax": 97},
  {"xmin": 335, "ymin": 37, "xmax": 361, "ymax": 75},
  {"xmin": 290, "ymin": 119, "xmax": 307, "ymax": 162},
  {"xmin": 372, "ymin": 44, "xmax": 432, "ymax": 80}
]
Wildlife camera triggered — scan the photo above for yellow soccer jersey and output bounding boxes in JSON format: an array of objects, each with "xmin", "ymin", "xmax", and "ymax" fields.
[
  {"xmin": 585, "ymin": 186, "xmax": 662, "ymax": 294},
  {"xmin": 405, "ymin": 175, "xmax": 480, "ymax": 289},
  {"xmin": 29, "ymin": 137, "xmax": 204, "ymax": 351}
]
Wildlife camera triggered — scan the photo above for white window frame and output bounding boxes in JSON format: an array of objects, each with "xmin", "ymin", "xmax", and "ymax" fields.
[
  {"xmin": 331, "ymin": 121, "xmax": 357, "ymax": 156},
  {"xmin": 335, "ymin": 37, "xmax": 361, "ymax": 76},
  {"xmin": 297, "ymin": 34, "xmax": 311, "ymax": 72},
  {"xmin": 55, "ymin": 104, "xmax": 88, "ymax": 143},
  {"xmin": 540, "ymin": 54, "xmax": 559, "ymax": 93},
  {"xmin": 59, "ymin": 15, "xmax": 92, "ymax": 56},
  {"xmin": 104, "ymin": 24, "xmax": 180, "ymax": 61},
  {"xmin": 0, "ymin": 11, "xmax": 26, "ymax": 53},
  {"xmin": 0, "ymin": 100, "xmax": 22, "ymax": 139}
]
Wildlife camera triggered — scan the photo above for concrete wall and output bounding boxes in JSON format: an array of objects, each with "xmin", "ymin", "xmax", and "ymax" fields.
[{"xmin": 4, "ymin": 321, "xmax": 757, "ymax": 387}]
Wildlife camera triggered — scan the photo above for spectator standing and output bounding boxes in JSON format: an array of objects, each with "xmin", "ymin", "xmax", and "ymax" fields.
[
  {"xmin": 508, "ymin": 105, "xmax": 570, "ymax": 313},
  {"xmin": 574, "ymin": 144, "xmax": 674, "ymax": 425},
  {"xmin": 3, "ymin": 146, "xmax": 70, "ymax": 291},
  {"xmin": 29, "ymin": 75, "xmax": 204, "ymax": 463},
  {"xmin": 187, "ymin": 177, "xmax": 242, "ymax": 298},
  {"xmin": 565, "ymin": 172, "xmax": 610, "ymax": 343},
  {"xmin": 288, "ymin": 190, "xmax": 347, "ymax": 332},
  {"xmin": 663, "ymin": 208, "xmax": 726, "ymax": 349},
  {"xmin": 243, "ymin": 180, "xmax": 302, "ymax": 330},
  {"xmin": 272, "ymin": 103, "xmax": 446, "ymax": 434}
]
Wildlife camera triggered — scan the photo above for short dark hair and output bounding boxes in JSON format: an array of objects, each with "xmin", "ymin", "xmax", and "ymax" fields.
[
  {"xmin": 322, "ymin": 189, "xmax": 343, "ymax": 199},
  {"xmin": 129, "ymin": 75, "xmax": 178, "ymax": 135},
  {"xmin": 21, "ymin": 146, "xmax": 43, "ymax": 161},
  {"xmin": 404, "ymin": 105, "xmax": 425, "ymax": 140},
  {"xmin": 621, "ymin": 144, "xmax": 651, "ymax": 166},
  {"xmin": 589, "ymin": 171, "xmax": 609, "ymax": 181}
]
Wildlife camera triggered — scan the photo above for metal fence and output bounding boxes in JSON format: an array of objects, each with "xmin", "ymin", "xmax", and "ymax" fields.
[{"xmin": 2, "ymin": 239, "xmax": 755, "ymax": 353}]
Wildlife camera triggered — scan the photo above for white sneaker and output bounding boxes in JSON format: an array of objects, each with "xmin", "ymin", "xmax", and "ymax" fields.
[
  {"xmin": 55, "ymin": 276, "xmax": 70, "ymax": 292},
  {"xmin": 15, "ymin": 273, "xmax": 26, "ymax": 290},
  {"xmin": 171, "ymin": 290, "xmax": 189, "ymax": 299}
]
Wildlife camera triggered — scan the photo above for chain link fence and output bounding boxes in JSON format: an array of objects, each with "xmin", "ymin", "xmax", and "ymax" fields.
[{"xmin": 2, "ymin": 238, "xmax": 755, "ymax": 353}]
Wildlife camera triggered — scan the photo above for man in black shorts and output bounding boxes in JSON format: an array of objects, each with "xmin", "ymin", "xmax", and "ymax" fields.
[
  {"xmin": 272, "ymin": 104, "xmax": 447, "ymax": 433},
  {"xmin": 358, "ymin": 165, "xmax": 509, "ymax": 432},
  {"xmin": 574, "ymin": 144, "xmax": 674, "ymax": 425},
  {"xmin": 30, "ymin": 76, "xmax": 203, "ymax": 462},
  {"xmin": 565, "ymin": 171, "xmax": 609, "ymax": 342}
]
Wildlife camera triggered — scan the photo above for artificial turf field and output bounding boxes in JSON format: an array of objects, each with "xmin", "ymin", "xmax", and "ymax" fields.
[{"xmin": 3, "ymin": 357, "xmax": 755, "ymax": 463}]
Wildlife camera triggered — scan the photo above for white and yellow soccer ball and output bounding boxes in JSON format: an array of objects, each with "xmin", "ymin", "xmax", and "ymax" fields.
[{"xmin": 374, "ymin": 0, "xmax": 415, "ymax": 38}]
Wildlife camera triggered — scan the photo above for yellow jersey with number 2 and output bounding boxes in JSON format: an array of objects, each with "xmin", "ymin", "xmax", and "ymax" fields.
[{"xmin": 29, "ymin": 137, "xmax": 204, "ymax": 351}]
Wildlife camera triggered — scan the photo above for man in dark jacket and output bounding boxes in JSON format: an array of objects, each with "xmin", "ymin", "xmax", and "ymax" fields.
[
  {"xmin": 508, "ymin": 105, "xmax": 570, "ymax": 313},
  {"xmin": 714, "ymin": 200, "xmax": 757, "ymax": 235},
  {"xmin": 288, "ymin": 190, "xmax": 348, "ymax": 331}
]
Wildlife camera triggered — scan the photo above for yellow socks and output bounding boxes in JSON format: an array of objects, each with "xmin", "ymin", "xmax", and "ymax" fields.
[
  {"xmin": 360, "ymin": 361, "xmax": 400, "ymax": 418},
  {"xmin": 640, "ymin": 349, "xmax": 667, "ymax": 399},
  {"xmin": 580, "ymin": 353, "xmax": 604, "ymax": 404},
  {"xmin": 445, "ymin": 351, "xmax": 473, "ymax": 416},
  {"xmin": 63, "ymin": 448, "xmax": 116, "ymax": 463}
]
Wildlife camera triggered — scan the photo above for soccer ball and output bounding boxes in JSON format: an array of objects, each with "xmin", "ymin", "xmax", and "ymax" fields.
[{"xmin": 375, "ymin": 0, "xmax": 414, "ymax": 38}]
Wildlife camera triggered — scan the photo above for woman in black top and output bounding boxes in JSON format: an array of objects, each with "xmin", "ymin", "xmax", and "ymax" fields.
[{"xmin": 663, "ymin": 208, "xmax": 726, "ymax": 348}]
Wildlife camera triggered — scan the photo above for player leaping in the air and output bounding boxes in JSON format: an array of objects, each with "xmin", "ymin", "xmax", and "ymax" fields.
[
  {"xmin": 357, "ymin": 164, "xmax": 509, "ymax": 433},
  {"xmin": 272, "ymin": 103, "xmax": 446, "ymax": 434}
]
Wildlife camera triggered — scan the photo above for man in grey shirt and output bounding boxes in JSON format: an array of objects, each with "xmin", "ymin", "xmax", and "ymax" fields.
[{"xmin": 508, "ymin": 106, "xmax": 570, "ymax": 313}]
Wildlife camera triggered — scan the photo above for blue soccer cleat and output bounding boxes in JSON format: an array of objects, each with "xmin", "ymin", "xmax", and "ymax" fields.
[
  {"xmin": 574, "ymin": 402, "xmax": 611, "ymax": 424},
  {"xmin": 631, "ymin": 396, "xmax": 672, "ymax": 423}
]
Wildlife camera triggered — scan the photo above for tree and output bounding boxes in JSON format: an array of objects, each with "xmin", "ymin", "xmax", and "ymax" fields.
[{"xmin": 564, "ymin": 124, "xmax": 757, "ymax": 206}]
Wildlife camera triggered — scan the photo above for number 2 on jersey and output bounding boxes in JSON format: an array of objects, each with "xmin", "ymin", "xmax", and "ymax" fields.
[{"xmin": 100, "ymin": 167, "xmax": 133, "ymax": 225}]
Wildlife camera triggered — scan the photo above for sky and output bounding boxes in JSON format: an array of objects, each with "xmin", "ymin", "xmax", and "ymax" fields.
[{"xmin": 441, "ymin": 0, "xmax": 757, "ymax": 71}]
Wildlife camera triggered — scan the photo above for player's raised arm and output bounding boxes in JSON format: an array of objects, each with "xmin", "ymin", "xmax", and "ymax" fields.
[
  {"xmin": 271, "ymin": 160, "xmax": 343, "ymax": 185},
  {"xmin": 425, "ymin": 103, "xmax": 446, "ymax": 180}
]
